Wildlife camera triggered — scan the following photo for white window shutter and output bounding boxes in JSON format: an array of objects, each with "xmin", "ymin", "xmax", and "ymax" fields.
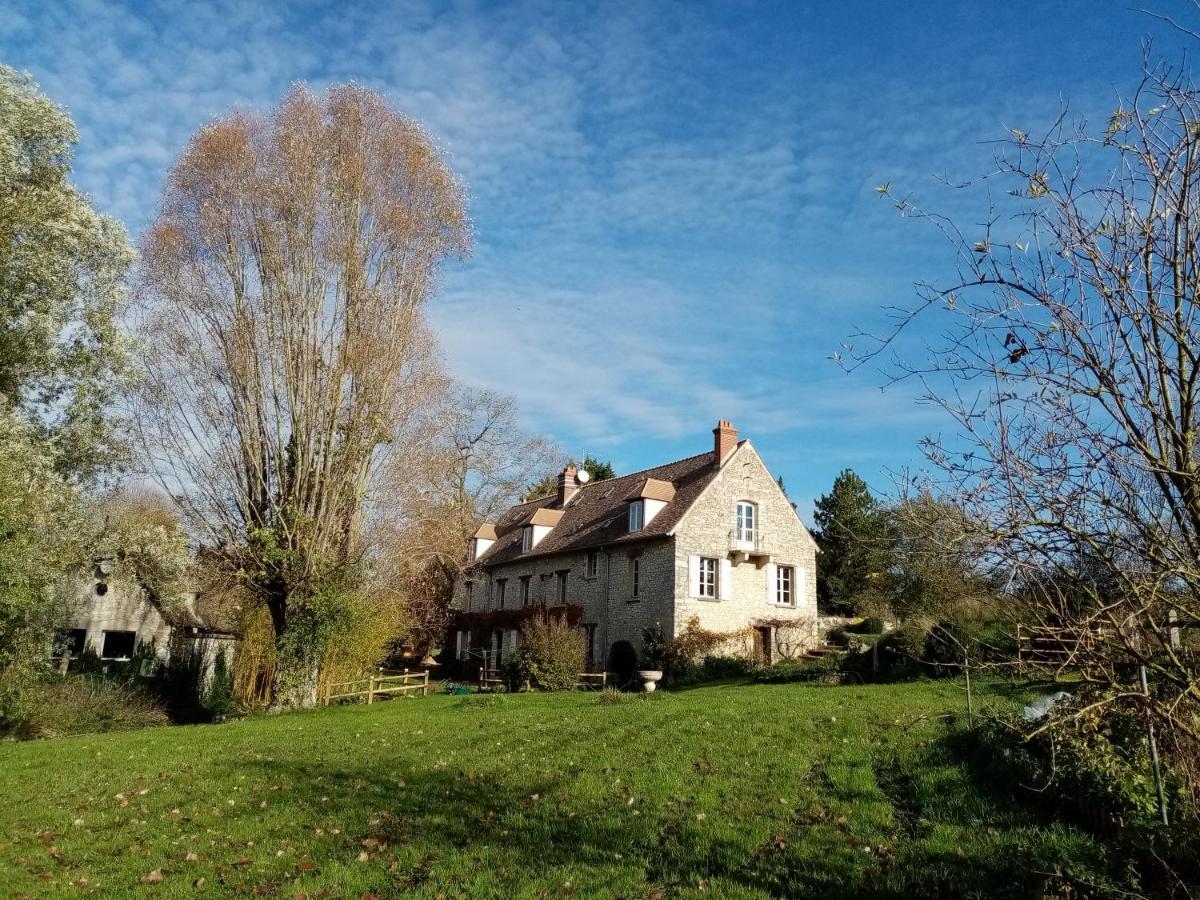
[
  {"xmin": 764, "ymin": 562, "xmax": 776, "ymax": 604},
  {"xmin": 796, "ymin": 566, "xmax": 807, "ymax": 607},
  {"xmin": 456, "ymin": 630, "xmax": 466, "ymax": 660},
  {"xmin": 719, "ymin": 559, "xmax": 732, "ymax": 601},
  {"xmin": 688, "ymin": 555, "xmax": 700, "ymax": 597},
  {"xmin": 507, "ymin": 628, "xmax": 519, "ymax": 652}
]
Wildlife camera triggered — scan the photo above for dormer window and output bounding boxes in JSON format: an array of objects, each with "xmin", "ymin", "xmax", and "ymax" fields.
[
  {"xmin": 522, "ymin": 526, "xmax": 533, "ymax": 552},
  {"xmin": 628, "ymin": 500, "xmax": 644, "ymax": 532}
]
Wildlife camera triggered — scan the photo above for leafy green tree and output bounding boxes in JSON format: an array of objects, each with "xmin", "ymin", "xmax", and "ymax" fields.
[
  {"xmin": 0, "ymin": 408, "xmax": 85, "ymax": 728},
  {"xmin": 812, "ymin": 469, "xmax": 895, "ymax": 614},
  {"xmin": 527, "ymin": 453, "xmax": 615, "ymax": 498},
  {"xmin": 0, "ymin": 67, "xmax": 134, "ymax": 482}
]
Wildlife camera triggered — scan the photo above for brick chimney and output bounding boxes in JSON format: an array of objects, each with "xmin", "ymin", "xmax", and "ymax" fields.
[
  {"xmin": 557, "ymin": 465, "xmax": 581, "ymax": 507},
  {"xmin": 713, "ymin": 420, "xmax": 738, "ymax": 466}
]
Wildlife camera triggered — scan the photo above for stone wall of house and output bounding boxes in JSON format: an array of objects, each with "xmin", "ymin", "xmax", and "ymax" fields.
[
  {"xmin": 61, "ymin": 571, "xmax": 174, "ymax": 662},
  {"xmin": 670, "ymin": 442, "xmax": 820, "ymax": 650},
  {"xmin": 455, "ymin": 536, "xmax": 676, "ymax": 670}
]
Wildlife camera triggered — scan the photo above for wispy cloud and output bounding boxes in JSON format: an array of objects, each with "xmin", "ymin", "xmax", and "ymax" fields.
[{"xmin": 2, "ymin": 0, "xmax": 1170, "ymax": 503}]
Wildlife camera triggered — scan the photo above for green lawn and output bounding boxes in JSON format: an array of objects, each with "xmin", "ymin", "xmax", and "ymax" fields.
[{"xmin": 0, "ymin": 680, "xmax": 1120, "ymax": 899}]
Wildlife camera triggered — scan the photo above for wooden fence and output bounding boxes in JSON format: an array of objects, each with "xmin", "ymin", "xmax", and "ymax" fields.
[
  {"xmin": 476, "ymin": 669, "xmax": 608, "ymax": 692},
  {"xmin": 323, "ymin": 669, "xmax": 430, "ymax": 705},
  {"xmin": 1016, "ymin": 624, "xmax": 1111, "ymax": 673}
]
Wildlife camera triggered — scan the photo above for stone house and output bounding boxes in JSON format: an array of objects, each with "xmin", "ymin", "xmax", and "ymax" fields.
[
  {"xmin": 54, "ymin": 560, "xmax": 237, "ymax": 675},
  {"xmin": 453, "ymin": 420, "xmax": 819, "ymax": 676}
]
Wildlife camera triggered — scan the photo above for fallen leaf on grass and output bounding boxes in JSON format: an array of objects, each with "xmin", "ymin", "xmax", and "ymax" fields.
[
  {"xmin": 234, "ymin": 857, "xmax": 252, "ymax": 866},
  {"xmin": 185, "ymin": 852, "xmax": 199, "ymax": 862},
  {"xmin": 140, "ymin": 869, "xmax": 164, "ymax": 884},
  {"xmin": 297, "ymin": 862, "xmax": 315, "ymax": 872}
]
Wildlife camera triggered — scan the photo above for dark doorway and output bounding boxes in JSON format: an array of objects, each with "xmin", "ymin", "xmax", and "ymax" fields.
[{"xmin": 606, "ymin": 640, "xmax": 638, "ymax": 687}]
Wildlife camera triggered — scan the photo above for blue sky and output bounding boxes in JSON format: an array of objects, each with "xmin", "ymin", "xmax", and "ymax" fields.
[{"xmin": 1, "ymin": 0, "xmax": 1188, "ymax": 521}]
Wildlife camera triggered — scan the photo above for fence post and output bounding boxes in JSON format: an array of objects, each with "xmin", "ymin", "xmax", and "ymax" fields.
[
  {"xmin": 1139, "ymin": 664, "xmax": 1169, "ymax": 825},
  {"xmin": 368, "ymin": 675, "xmax": 376, "ymax": 705},
  {"xmin": 422, "ymin": 671, "xmax": 429, "ymax": 696}
]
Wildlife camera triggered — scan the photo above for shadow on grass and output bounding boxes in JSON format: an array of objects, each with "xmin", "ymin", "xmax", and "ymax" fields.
[{"xmin": 209, "ymin": 737, "xmax": 1134, "ymax": 900}]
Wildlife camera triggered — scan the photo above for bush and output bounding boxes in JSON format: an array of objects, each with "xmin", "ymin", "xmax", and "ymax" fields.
[
  {"xmin": 641, "ymin": 617, "xmax": 739, "ymax": 682},
  {"xmin": 755, "ymin": 652, "xmax": 846, "ymax": 684},
  {"xmin": 672, "ymin": 655, "xmax": 759, "ymax": 686},
  {"xmin": 206, "ymin": 649, "xmax": 236, "ymax": 719},
  {"xmin": 596, "ymin": 687, "xmax": 633, "ymax": 705},
  {"xmin": 5, "ymin": 675, "xmax": 168, "ymax": 740},
  {"xmin": 856, "ymin": 616, "xmax": 885, "ymax": 634},
  {"xmin": 515, "ymin": 617, "xmax": 586, "ymax": 691}
]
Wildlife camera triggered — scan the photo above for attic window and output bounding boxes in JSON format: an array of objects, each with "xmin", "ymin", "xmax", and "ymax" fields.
[
  {"xmin": 628, "ymin": 500, "xmax": 644, "ymax": 533},
  {"xmin": 522, "ymin": 527, "xmax": 533, "ymax": 553},
  {"xmin": 95, "ymin": 582, "xmax": 109, "ymax": 597}
]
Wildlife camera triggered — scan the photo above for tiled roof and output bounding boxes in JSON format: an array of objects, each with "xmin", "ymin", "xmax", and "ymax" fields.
[{"xmin": 473, "ymin": 448, "xmax": 731, "ymax": 567}]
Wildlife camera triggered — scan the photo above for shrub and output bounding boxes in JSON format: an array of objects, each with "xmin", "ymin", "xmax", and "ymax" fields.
[
  {"xmin": 755, "ymin": 652, "xmax": 846, "ymax": 684},
  {"xmin": 515, "ymin": 617, "xmax": 586, "ymax": 691},
  {"xmin": 597, "ymin": 687, "xmax": 633, "ymax": 705},
  {"xmin": 672, "ymin": 655, "xmax": 759, "ymax": 686},
  {"xmin": 498, "ymin": 651, "xmax": 525, "ymax": 691},
  {"xmin": 206, "ymin": 649, "xmax": 237, "ymax": 719},
  {"xmin": 856, "ymin": 616, "xmax": 884, "ymax": 634},
  {"xmin": 642, "ymin": 617, "xmax": 740, "ymax": 681},
  {"xmin": 5, "ymin": 676, "xmax": 168, "ymax": 740}
]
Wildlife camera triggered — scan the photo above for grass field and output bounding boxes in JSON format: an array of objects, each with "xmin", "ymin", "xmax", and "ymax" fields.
[{"xmin": 0, "ymin": 679, "xmax": 1122, "ymax": 899}]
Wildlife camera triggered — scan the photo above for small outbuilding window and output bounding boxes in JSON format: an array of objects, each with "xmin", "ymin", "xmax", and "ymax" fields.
[
  {"xmin": 100, "ymin": 630, "xmax": 136, "ymax": 661},
  {"xmin": 54, "ymin": 628, "xmax": 87, "ymax": 658}
]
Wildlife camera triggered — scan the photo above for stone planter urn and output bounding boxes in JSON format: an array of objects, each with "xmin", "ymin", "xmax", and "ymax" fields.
[{"xmin": 637, "ymin": 670, "xmax": 664, "ymax": 693}]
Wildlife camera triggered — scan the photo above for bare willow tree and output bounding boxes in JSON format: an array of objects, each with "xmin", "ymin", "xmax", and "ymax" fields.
[
  {"xmin": 134, "ymin": 84, "xmax": 469, "ymax": 707},
  {"xmin": 858, "ymin": 55, "xmax": 1200, "ymax": 771},
  {"xmin": 368, "ymin": 388, "xmax": 559, "ymax": 655}
]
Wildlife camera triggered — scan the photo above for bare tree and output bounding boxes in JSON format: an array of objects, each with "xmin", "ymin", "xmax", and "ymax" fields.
[
  {"xmin": 369, "ymin": 388, "xmax": 559, "ymax": 655},
  {"xmin": 133, "ymin": 83, "xmax": 469, "ymax": 707},
  {"xmin": 857, "ymin": 54, "xmax": 1200, "ymax": 765}
]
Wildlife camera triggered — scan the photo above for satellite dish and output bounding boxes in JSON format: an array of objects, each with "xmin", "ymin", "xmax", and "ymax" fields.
[{"xmin": 576, "ymin": 469, "xmax": 591, "ymax": 483}]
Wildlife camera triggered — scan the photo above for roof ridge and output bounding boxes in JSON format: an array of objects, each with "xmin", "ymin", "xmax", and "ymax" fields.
[{"xmin": 577, "ymin": 448, "xmax": 713, "ymax": 492}]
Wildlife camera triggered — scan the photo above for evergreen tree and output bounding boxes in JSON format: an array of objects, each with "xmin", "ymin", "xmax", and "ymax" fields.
[{"xmin": 812, "ymin": 469, "xmax": 895, "ymax": 614}]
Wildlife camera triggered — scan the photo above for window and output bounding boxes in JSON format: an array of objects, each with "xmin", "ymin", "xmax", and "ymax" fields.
[
  {"xmin": 586, "ymin": 549, "xmax": 599, "ymax": 578},
  {"xmin": 776, "ymin": 565, "xmax": 794, "ymax": 606},
  {"xmin": 520, "ymin": 575, "xmax": 532, "ymax": 607},
  {"xmin": 100, "ymin": 630, "xmax": 136, "ymax": 660},
  {"xmin": 736, "ymin": 502, "xmax": 756, "ymax": 543},
  {"xmin": 496, "ymin": 578, "xmax": 507, "ymax": 610},
  {"xmin": 556, "ymin": 570, "xmax": 569, "ymax": 604},
  {"xmin": 698, "ymin": 557, "xmax": 718, "ymax": 598},
  {"xmin": 54, "ymin": 628, "xmax": 86, "ymax": 658},
  {"xmin": 628, "ymin": 500, "xmax": 644, "ymax": 532},
  {"xmin": 465, "ymin": 580, "xmax": 474, "ymax": 612},
  {"xmin": 631, "ymin": 558, "xmax": 640, "ymax": 598},
  {"xmin": 522, "ymin": 527, "xmax": 533, "ymax": 553}
]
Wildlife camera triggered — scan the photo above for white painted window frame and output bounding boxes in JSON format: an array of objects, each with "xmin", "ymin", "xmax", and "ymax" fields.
[
  {"xmin": 735, "ymin": 501, "xmax": 757, "ymax": 544},
  {"xmin": 628, "ymin": 500, "xmax": 645, "ymax": 533}
]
